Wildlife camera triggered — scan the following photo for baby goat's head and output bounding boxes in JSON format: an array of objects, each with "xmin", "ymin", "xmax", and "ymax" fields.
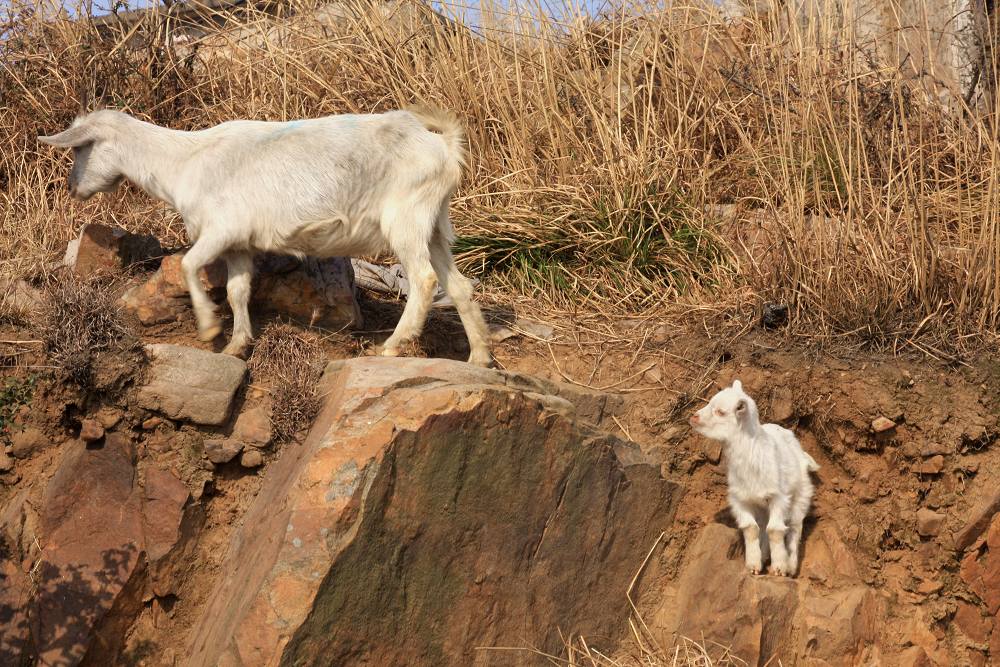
[
  {"xmin": 689, "ymin": 380, "xmax": 760, "ymax": 441},
  {"xmin": 38, "ymin": 110, "xmax": 127, "ymax": 200}
]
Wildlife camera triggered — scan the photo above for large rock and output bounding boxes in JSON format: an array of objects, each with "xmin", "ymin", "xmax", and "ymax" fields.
[
  {"xmin": 136, "ymin": 344, "xmax": 247, "ymax": 425},
  {"xmin": 186, "ymin": 357, "xmax": 678, "ymax": 666},
  {"xmin": 64, "ymin": 223, "xmax": 162, "ymax": 277},
  {"xmin": 122, "ymin": 252, "xmax": 361, "ymax": 329},
  {"xmin": 652, "ymin": 523, "xmax": 885, "ymax": 665},
  {"xmin": 0, "ymin": 436, "xmax": 192, "ymax": 666}
]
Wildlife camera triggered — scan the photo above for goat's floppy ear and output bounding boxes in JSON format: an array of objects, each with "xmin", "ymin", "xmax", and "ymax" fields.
[
  {"xmin": 38, "ymin": 124, "xmax": 93, "ymax": 148},
  {"xmin": 732, "ymin": 379, "xmax": 743, "ymax": 392}
]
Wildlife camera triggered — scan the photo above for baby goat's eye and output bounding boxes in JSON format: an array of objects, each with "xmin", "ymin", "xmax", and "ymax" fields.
[{"xmin": 714, "ymin": 409, "xmax": 726, "ymax": 417}]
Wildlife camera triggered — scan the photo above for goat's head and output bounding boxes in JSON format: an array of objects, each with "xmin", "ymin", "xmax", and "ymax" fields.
[
  {"xmin": 38, "ymin": 111, "xmax": 126, "ymax": 200},
  {"xmin": 689, "ymin": 379, "xmax": 760, "ymax": 441}
]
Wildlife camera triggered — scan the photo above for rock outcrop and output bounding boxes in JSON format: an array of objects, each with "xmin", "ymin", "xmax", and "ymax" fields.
[
  {"xmin": 186, "ymin": 357, "xmax": 680, "ymax": 666},
  {"xmin": 0, "ymin": 435, "xmax": 195, "ymax": 666}
]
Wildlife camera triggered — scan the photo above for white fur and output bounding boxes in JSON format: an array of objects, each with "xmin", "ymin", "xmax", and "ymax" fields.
[
  {"xmin": 38, "ymin": 108, "xmax": 492, "ymax": 366},
  {"xmin": 690, "ymin": 380, "xmax": 819, "ymax": 576}
]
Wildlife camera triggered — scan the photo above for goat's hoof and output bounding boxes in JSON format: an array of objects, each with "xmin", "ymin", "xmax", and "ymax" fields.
[
  {"xmin": 769, "ymin": 565, "xmax": 790, "ymax": 577},
  {"xmin": 221, "ymin": 341, "xmax": 249, "ymax": 358},
  {"xmin": 378, "ymin": 346, "xmax": 401, "ymax": 358},
  {"xmin": 198, "ymin": 323, "xmax": 223, "ymax": 342},
  {"xmin": 467, "ymin": 350, "xmax": 494, "ymax": 368}
]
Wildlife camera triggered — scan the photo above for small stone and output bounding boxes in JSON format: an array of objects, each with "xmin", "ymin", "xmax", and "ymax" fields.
[
  {"xmin": 916, "ymin": 508, "xmax": 946, "ymax": 537},
  {"xmin": 916, "ymin": 455, "xmax": 945, "ymax": 475},
  {"xmin": 643, "ymin": 365, "xmax": 662, "ymax": 384},
  {"xmin": 9, "ymin": 426, "xmax": 47, "ymax": 458},
  {"xmin": 68, "ymin": 223, "xmax": 124, "ymax": 276},
  {"xmin": 137, "ymin": 344, "xmax": 247, "ymax": 426},
  {"xmin": 916, "ymin": 579, "xmax": 943, "ymax": 595},
  {"xmin": 760, "ymin": 302, "xmax": 789, "ymax": 329},
  {"xmin": 871, "ymin": 416, "xmax": 896, "ymax": 433},
  {"xmin": 0, "ymin": 449, "xmax": 13, "ymax": 472},
  {"xmin": 142, "ymin": 417, "xmax": 163, "ymax": 430},
  {"xmin": 96, "ymin": 408, "xmax": 123, "ymax": 429},
  {"xmin": 79, "ymin": 419, "xmax": 105, "ymax": 443},
  {"xmin": 240, "ymin": 449, "xmax": 264, "ymax": 468},
  {"xmin": 897, "ymin": 646, "xmax": 931, "ymax": 667},
  {"xmin": 234, "ymin": 407, "xmax": 272, "ymax": 448},
  {"xmin": 513, "ymin": 318, "xmax": 555, "ymax": 341},
  {"xmin": 205, "ymin": 439, "xmax": 243, "ymax": 465},
  {"xmin": 488, "ymin": 324, "xmax": 517, "ymax": 343}
]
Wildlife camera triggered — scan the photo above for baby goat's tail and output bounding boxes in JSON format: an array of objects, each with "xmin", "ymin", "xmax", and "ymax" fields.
[
  {"xmin": 406, "ymin": 104, "xmax": 469, "ymax": 172},
  {"xmin": 804, "ymin": 452, "xmax": 821, "ymax": 473}
]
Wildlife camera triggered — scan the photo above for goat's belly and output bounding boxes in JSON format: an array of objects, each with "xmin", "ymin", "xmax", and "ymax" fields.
[{"xmin": 262, "ymin": 218, "xmax": 387, "ymax": 257}]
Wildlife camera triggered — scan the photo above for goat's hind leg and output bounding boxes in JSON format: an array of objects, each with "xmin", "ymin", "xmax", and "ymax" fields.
[
  {"xmin": 379, "ymin": 250, "xmax": 437, "ymax": 359},
  {"xmin": 785, "ymin": 486, "xmax": 813, "ymax": 576},
  {"xmin": 766, "ymin": 494, "xmax": 793, "ymax": 576},
  {"xmin": 429, "ymin": 228, "xmax": 492, "ymax": 367},
  {"xmin": 181, "ymin": 233, "xmax": 228, "ymax": 342},
  {"xmin": 222, "ymin": 251, "xmax": 254, "ymax": 358}
]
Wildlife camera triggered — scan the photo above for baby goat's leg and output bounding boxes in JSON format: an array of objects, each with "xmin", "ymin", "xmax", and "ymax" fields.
[
  {"xmin": 730, "ymin": 499, "xmax": 763, "ymax": 574},
  {"xmin": 785, "ymin": 487, "xmax": 812, "ymax": 576},
  {"xmin": 766, "ymin": 494, "xmax": 792, "ymax": 576},
  {"xmin": 429, "ymin": 230, "xmax": 492, "ymax": 367},
  {"xmin": 222, "ymin": 251, "xmax": 254, "ymax": 358},
  {"xmin": 181, "ymin": 233, "xmax": 228, "ymax": 342}
]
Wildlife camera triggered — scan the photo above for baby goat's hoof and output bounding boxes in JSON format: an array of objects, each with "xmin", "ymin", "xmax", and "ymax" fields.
[
  {"xmin": 768, "ymin": 565, "xmax": 791, "ymax": 577},
  {"xmin": 378, "ymin": 346, "xmax": 401, "ymax": 358},
  {"xmin": 221, "ymin": 341, "xmax": 249, "ymax": 359},
  {"xmin": 198, "ymin": 322, "xmax": 223, "ymax": 342}
]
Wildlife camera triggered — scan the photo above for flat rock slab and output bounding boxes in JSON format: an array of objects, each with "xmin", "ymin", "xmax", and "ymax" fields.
[
  {"xmin": 186, "ymin": 356, "xmax": 678, "ymax": 667},
  {"xmin": 137, "ymin": 344, "xmax": 247, "ymax": 426}
]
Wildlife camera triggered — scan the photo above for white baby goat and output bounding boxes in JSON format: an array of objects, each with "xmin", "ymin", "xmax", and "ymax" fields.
[
  {"xmin": 689, "ymin": 380, "xmax": 819, "ymax": 576},
  {"xmin": 38, "ymin": 107, "xmax": 492, "ymax": 366}
]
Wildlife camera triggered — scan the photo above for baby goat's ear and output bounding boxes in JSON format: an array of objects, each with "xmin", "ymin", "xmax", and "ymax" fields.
[
  {"xmin": 732, "ymin": 379, "xmax": 743, "ymax": 392},
  {"xmin": 735, "ymin": 398, "xmax": 747, "ymax": 416}
]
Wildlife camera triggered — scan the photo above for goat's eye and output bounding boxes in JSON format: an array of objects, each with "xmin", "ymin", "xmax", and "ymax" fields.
[{"xmin": 714, "ymin": 409, "xmax": 726, "ymax": 417}]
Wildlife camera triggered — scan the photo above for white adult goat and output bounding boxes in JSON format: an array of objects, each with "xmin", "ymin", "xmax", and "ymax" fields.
[
  {"xmin": 689, "ymin": 380, "xmax": 819, "ymax": 576},
  {"xmin": 38, "ymin": 108, "xmax": 492, "ymax": 366}
]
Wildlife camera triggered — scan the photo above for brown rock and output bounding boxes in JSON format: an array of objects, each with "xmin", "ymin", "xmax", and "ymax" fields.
[
  {"xmin": 8, "ymin": 426, "xmax": 47, "ymax": 458},
  {"xmin": 954, "ymin": 601, "xmax": 990, "ymax": 643},
  {"xmin": 916, "ymin": 579, "xmax": 943, "ymax": 595},
  {"xmin": 121, "ymin": 253, "xmax": 227, "ymax": 325},
  {"xmin": 770, "ymin": 386, "xmax": 794, "ymax": 422},
  {"xmin": 205, "ymin": 439, "xmax": 243, "ymax": 465},
  {"xmin": 0, "ymin": 450, "xmax": 13, "ymax": 472},
  {"xmin": 916, "ymin": 508, "xmax": 946, "ymax": 537},
  {"xmin": 956, "ymin": 491, "xmax": 1000, "ymax": 552},
  {"xmin": 239, "ymin": 449, "xmax": 264, "ymax": 468},
  {"xmin": 916, "ymin": 455, "xmax": 945, "ymax": 475},
  {"xmin": 871, "ymin": 416, "xmax": 897, "ymax": 432},
  {"xmin": 186, "ymin": 357, "xmax": 681, "ymax": 667},
  {"xmin": 703, "ymin": 439, "xmax": 722, "ymax": 464},
  {"xmin": 141, "ymin": 417, "xmax": 163, "ymax": 430},
  {"xmin": 960, "ymin": 514, "xmax": 1000, "ymax": 614},
  {"xmin": 67, "ymin": 223, "xmax": 124, "ymax": 276},
  {"xmin": 254, "ymin": 255, "xmax": 361, "ymax": 329},
  {"xmin": 233, "ymin": 407, "xmax": 272, "ymax": 448},
  {"xmin": 79, "ymin": 418, "xmax": 105, "ymax": 443},
  {"xmin": 95, "ymin": 407, "xmax": 123, "ymax": 429},
  {"xmin": 897, "ymin": 646, "xmax": 932, "ymax": 667}
]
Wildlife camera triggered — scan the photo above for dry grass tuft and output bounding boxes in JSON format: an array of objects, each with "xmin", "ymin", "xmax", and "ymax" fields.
[
  {"xmin": 248, "ymin": 323, "xmax": 326, "ymax": 442},
  {"xmin": 559, "ymin": 635, "xmax": 746, "ymax": 666},
  {"xmin": 37, "ymin": 271, "xmax": 139, "ymax": 386}
]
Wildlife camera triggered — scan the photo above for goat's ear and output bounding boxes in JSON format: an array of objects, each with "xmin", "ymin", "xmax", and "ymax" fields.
[
  {"xmin": 38, "ymin": 124, "xmax": 92, "ymax": 148},
  {"xmin": 735, "ymin": 398, "xmax": 747, "ymax": 415},
  {"xmin": 732, "ymin": 379, "xmax": 742, "ymax": 392}
]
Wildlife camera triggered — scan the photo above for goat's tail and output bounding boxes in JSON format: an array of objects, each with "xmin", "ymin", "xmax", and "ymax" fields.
[
  {"xmin": 406, "ymin": 104, "xmax": 469, "ymax": 173},
  {"xmin": 804, "ymin": 452, "xmax": 820, "ymax": 473}
]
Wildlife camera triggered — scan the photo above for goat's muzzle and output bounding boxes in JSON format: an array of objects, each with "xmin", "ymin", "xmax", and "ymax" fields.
[{"xmin": 689, "ymin": 413, "xmax": 700, "ymax": 426}]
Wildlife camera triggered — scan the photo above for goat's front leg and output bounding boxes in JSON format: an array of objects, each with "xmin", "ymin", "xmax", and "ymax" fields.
[
  {"xmin": 222, "ymin": 251, "xmax": 254, "ymax": 358},
  {"xmin": 730, "ymin": 498, "xmax": 763, "ymax": 575},
  {"xmin": 766, "ymin": 494, "xmax": 792, "ymax": 576},
  {"xmin": 181, "ymin": 234, "xmax": 227, "ymax": 342}
]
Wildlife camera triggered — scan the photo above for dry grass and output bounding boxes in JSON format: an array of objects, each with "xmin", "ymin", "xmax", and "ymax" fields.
[
  {"xmin": 559, "ymin": 635, "xmax": 746, "ymax": 666},
  {"xmin": 4, "ymin": 0, "xmax": 1000, "ymax": 355},
  {"xmin": 37, "ymin": 271, "xmax": 139, "ymax": 385},
  {"xmin": 247, "ymin": 322, "xmax": 326, "ymax": 442}
]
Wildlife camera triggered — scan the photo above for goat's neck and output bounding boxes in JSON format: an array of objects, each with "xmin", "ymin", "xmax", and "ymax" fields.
[
  {"xmin": 724, "ymin": 422, "xmax": 763, "ymax": 463},
  {"xmin": 114, "ymin": 119, "xmax": 196, "ymax": 209}
]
